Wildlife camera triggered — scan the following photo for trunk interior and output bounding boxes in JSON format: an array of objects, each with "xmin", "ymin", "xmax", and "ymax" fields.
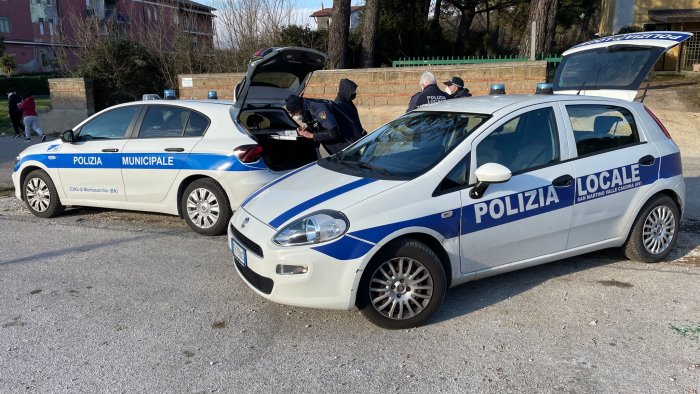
[{"xmin": 239, "ymin": 108, "xmax": 318, "ymax": 171}]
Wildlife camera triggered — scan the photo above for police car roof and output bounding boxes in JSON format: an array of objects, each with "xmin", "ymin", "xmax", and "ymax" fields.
[{"xmin": 417, "ymin": 94, "xmax": 627, "ymax": 114}]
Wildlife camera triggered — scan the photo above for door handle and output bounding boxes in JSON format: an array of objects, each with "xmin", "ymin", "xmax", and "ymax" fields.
[
  {"xmin": 101, "ymin": 148, "xmax": 119, "ymax": 152},
  {"xmin": 164, "ymin": 147, "xmax": 185, "ymax": 152},
  {"xmin": 638, "ymin": 155, "xmax": 655, "ymax": 166},
  {"xmin": 552, "ymin": 174, "xmax": 574, "ymax": 187}
]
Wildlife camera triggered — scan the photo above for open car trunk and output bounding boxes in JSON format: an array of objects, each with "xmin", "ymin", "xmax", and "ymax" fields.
[{"xmin": 239, "ymin": 107, "xmax": 318, "ymax": 171}]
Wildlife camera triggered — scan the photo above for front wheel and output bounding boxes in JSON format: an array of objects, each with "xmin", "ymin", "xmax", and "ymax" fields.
[
  {"xmin": 357, "ymin": 239, "xmax": 446, "ymax": 329},
  {"xmin": 22, "ymin": 170, "xmax": 64, "ymax": 218},
  {"xmin": 623, "ymin": 194, "xmax": 680, "ymax": 263},
  {"xmin": 181, "ymin": 178, "xmax": 231, "ymax": 236}
]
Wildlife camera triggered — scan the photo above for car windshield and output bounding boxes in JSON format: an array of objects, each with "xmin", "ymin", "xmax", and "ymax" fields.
[{"xmin": 327, "ymin": 111, "xmax": 490, "ymax": 180}]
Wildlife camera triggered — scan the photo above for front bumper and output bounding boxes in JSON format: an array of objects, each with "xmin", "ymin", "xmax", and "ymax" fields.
[
  {"xmin": 227, "ymin": 208, "xmax": 364, "ymax": 310},
  {"xmin": 12, "ymin": 170, "xmax": 21, "ymax": 200}
]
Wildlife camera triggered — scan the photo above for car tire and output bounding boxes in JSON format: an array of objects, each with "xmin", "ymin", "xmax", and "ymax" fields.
[
  {"xmin": 181, "ymin": 178, "xmax": 231, "ymax": 236},
  {"xmin": 22, "ymin": 170, "xmax": 64, "ymax": 218},
  {"xmin": 357, "ymin": 239, "xmax": 446, "ymax": 329},
  {"xmin": 623, "ymin": 194, "xmax": 680, "ymax": 263}
]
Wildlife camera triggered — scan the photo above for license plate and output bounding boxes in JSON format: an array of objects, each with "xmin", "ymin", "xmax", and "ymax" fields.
[{"xmin": 232, "ymin": 239, "xmax": 247, "ymax": 267}]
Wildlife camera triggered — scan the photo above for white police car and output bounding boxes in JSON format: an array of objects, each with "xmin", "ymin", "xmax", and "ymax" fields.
[
  {"xmin": 12, "ymin": 47, "xmax": 326, "ymax": 235},
  {"xmin": 228, "ymin": 32, "xmax": 691, "ymax": 328}
]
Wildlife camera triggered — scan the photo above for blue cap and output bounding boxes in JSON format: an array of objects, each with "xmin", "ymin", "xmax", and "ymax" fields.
[
  {"xmin": 208, "ymin": 90, "xmax": 218, "ymax": 99},
  {"xmin": 535, "ymin": 83, "xmax": 553, "ymax": 94},
  {"xmin": 489, "ymin": 84, "xmax": 506, "ymax": 95},
  {"xmin": 164, "ymin": 89, "xmax": 177, "ymax": 100}
]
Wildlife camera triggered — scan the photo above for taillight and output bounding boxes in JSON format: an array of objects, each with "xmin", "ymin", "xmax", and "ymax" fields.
[
  {"xmin": 234, "ymin": 144, "xmax": 263, "ymax": 163},
  {"xmin": 644, "ymin": 106, "xmax": 672, "ymax": 139}
]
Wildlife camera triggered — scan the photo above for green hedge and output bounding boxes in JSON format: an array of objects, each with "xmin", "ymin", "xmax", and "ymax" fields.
[{"xmin": 0, "ymin": 74, "xmax": 58, "ymax": 96}]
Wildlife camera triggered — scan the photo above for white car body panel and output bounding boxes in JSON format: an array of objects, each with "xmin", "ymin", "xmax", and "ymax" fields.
[{"xmin": 228, "ymin": 93, "xmax": 685, "ymax": 311}]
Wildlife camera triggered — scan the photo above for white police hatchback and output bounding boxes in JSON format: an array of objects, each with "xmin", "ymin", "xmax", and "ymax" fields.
[
  {"xmin": 228, "ymin": 32, "xmax": 690, "ymax": 328},
  {"xmin": 12, "ymin": 47, "xmax": 325, "ymax": 235}
]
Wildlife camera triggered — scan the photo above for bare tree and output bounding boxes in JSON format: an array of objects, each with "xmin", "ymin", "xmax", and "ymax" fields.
[
  {"xmin": 360, "ymin": 0, "xmax": 380, "ymax": 68},
  {"xmin": 519, "ymin": 0, "xmax": 560, "ymax": 57},
  {"xmin": 327, "ymin": 0, "xmax": 351, "ymax": 69}
]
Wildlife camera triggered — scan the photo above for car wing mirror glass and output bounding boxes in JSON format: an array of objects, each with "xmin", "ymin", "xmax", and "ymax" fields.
[
  {"xmin": 470, "ymin": 163, "xmax": 512, "ymax": 199},
  {"xmin": 60, "ymin": 129, "xmax": 75, "ymax": 143}
]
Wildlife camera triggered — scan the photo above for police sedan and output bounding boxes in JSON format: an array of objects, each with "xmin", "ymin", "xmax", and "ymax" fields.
[
  {"xmin": 228, "ymin": 32, "xmax": 690, "ymax": 328},
  {"xmin": 12, "ymin": 47, "xmax": 325, "ymax": 235}
]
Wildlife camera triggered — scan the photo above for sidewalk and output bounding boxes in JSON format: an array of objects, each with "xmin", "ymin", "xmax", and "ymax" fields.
[{"xmin": 0, "ymin": 134, "xmax": 57, "ymax": 189}]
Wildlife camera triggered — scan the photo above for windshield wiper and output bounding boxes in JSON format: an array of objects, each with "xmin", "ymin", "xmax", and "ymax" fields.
[{"xmin": 357, "ymin": 162, "xmax": 392, "ymax": 176}]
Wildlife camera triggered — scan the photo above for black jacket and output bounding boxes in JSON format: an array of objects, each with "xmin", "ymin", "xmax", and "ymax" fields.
[
  {"xmin": 8, "ymin": 92, "xmax": 22, "ymax": 116},
  {"xmin": 301, "ymin": 98, "xmax": 352, "ymax": 155},
  {"xmin": 406, "ymin": 84, "xmax": 449, "ymax": 112},
  {"xmin": 334, "ymin": 78, "xmax": 364, "ymax": 142},
  {"xmin": 449, "ymin": 87, "xmax": 472, "ymax": 99}
]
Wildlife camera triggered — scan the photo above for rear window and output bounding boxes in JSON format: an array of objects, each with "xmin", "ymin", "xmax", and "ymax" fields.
[
  {"xmin": 554, "ymin": 46, "xmax": 664, "ymax": 91},
  {"xmin": 565, "ymin": 104, "xmax": 639, "ymax": 156},
  {"xmin": 251, "ymin": 72, "xmax": 300, "ymax": 89}
]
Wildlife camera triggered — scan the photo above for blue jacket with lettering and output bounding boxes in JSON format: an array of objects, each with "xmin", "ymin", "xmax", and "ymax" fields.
[
  {"xmin": 406, "ymin": 84, "xmax": 449, "ymax": 112},
  {"xmin": 302, "ymin": 98, "xmax": 353, "ymax": 155}
]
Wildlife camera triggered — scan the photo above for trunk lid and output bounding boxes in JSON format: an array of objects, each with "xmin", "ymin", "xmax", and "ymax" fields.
[
  {"xmin": 233, "ymin": 47, "xmax": 327, "ymax": 109},
  {"xmin": 553, "ymin": 31, "xmax": 693, "ymax": 101}
]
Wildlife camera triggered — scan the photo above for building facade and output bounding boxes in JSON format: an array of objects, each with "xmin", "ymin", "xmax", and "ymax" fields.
[
  {"xmin": 0, "ymin": 0, "xmax": 215, "ymax": 74},
  {"xmin": 598, "ymin": 0, "xmax": 700, "ymax": 70},
  {"xmin": 310, "ymin": 5, "xmax": 364, "ymax": 30}
]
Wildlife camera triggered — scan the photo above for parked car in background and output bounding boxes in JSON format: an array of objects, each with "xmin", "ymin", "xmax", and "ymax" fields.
[{"xmin": 12, "ymin": 47, "xmax": 327, "ymax": 235}]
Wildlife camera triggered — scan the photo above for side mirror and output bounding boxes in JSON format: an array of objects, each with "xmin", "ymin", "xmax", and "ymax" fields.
[
  {"xmin": 470, "ymin": 163, "xmax": 512, "ymax": 199},
  {"xmin": 60, "ymin": 130, "xmax": 74, "ymax": 143}
]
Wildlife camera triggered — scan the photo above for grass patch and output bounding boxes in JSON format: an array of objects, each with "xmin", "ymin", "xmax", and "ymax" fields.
[
  {"xmin": 671, "ymin": 323, "xmax": 700, "ymax": 340},
  {"xmin": 0, "ymin": 96, "xmax": 51, "ymax": 135}
]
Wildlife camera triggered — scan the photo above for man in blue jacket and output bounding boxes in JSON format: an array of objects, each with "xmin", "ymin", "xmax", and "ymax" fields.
[
  {"xmin": 286, "ymin": 95, "xmax": 353, "ymax": 157},
  {"xmin": 6, "ymin": 89, "xmax": 24, "ymax": 138},
  {"xmin": 406, "ymin": 72, "xmax": 449, "ymax": 112}
]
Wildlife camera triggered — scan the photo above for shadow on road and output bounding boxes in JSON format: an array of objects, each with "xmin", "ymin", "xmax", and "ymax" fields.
[{"xmin": 0, "ymin": 234, "xmax": 155, "ymax": 266}]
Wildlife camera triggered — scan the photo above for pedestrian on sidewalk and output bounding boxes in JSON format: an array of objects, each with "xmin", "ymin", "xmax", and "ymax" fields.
[
  {"xmin": 6, "ymin": 88, "xmax": 25, "ymax": 138},
  {"xmin": 17, "ymin": 93, "xmax": 45, "ymax": 142}
]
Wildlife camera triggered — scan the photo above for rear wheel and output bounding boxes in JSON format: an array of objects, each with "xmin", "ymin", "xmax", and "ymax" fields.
[
  {"xmin": 623, "ymin": 195, "xmax": 679, "ymax": 263},
  {"xmin": 357, "ymin": 239, "xmax": 446, "ymax": 329},
  {"xmin": 181, "ymin": 178, "xmax": 231, "ymax": 236},
  {"xmin": 22, "ymin": 170, "xmax": 64, "ymax": 218}
]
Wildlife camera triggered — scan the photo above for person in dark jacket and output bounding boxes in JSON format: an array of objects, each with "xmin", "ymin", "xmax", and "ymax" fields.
[
  {"xmin": 6, "ymin": 89, "xmax": 25, "ymax": 138},
  {"xmin": 406, "ymin": 71, "xmax": 449, "ymax": 112},
  {"xmin": 333, "ymin": 78, "xmax": 365, "ymax": 141},
  {"xmin": 443, "ymin": 76, "xmax": 472, "ymax": 99},
  {"xmin": 286, "ymin": 95, "xmax": 352, "ymax": 157}
]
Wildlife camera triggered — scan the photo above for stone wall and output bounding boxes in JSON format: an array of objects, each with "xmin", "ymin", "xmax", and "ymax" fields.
[
  {"xmin": 177, "ymin": 62, "xmax": 547, "ymax": 131},
  {"xmin": 39, "ymin": 78, "xmax": 95, "ymax": 133}
]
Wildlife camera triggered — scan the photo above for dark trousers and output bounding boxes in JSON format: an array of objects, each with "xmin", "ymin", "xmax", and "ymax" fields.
[{"xmin": 10, "ymin": 112, "xmax": 24, "ymax": 135}]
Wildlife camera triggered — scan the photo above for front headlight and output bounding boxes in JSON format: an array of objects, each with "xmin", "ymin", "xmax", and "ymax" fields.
[{"xmin": 273, "ymin": 210, "xmax": 349, "ymax": 246}]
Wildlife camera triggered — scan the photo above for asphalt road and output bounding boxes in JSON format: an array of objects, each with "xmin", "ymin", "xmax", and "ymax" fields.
[{"xmin": 1, "ymin": 172, "xmax": 700, "ymax": 393}]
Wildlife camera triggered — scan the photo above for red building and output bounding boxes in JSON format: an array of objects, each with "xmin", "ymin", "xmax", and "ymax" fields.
[{"xmin": 0, "ymin": 0, "xmax": 215, "ymax": 74}]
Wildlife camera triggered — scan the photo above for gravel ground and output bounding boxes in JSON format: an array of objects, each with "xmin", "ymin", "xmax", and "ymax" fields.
[{"xmin": 1, "ymin": 81, "xmax": 699, "ymax": 392}]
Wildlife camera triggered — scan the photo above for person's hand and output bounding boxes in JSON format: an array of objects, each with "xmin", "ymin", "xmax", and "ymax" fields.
[{"xmin": 297, "ymin": 128, "xmax": 313, "ymax": 139}]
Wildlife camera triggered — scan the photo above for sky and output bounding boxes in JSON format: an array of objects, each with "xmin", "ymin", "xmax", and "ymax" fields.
[{"xmin": 196, "ymin": 0, "xmax": 365, "ymax": 27}]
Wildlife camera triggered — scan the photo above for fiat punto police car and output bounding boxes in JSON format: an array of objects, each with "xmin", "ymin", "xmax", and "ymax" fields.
[
  {"xmin": 229, "ymin": 32, "xmax": 690, "ymax": 328},
  {"xmin": 12, "ymin": 48, "xmax": 325, "ymax": 235}
]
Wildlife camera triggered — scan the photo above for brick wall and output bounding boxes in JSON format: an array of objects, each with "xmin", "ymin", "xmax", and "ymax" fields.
[
  {"xmin": 39, "ymin": 78, "xmax": 95, "ymax": 133},
  {"xmin": 178, "ymin": 62, "xmax": 547, "ymax": 130}
]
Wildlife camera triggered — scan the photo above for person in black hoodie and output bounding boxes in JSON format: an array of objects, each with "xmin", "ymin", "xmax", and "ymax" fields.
[
  {"xmin": 6, "ymin": 89, "xmax": 25, "ymax": 138},
  {"xmin": 333, "ymin": 78, "xmax": 365, "ymax": 141},
  {"xmin": 406, "ymin": 72, "xmax": 449, "ymax": 112}
]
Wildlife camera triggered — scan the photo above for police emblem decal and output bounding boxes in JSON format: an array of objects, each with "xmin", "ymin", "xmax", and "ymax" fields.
[{"xmin": 318, "ymin": 111, "xmax": 327, "ymax": 120}]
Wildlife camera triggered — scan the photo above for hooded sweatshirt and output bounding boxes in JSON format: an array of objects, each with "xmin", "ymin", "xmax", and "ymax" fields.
[
  {"xmin": 18, "ymin": 96, "xmax": 38, "ymax": 117},
  {"xmin": 333, "ymin": 78, "xmax": 364, "ymax": 141}
]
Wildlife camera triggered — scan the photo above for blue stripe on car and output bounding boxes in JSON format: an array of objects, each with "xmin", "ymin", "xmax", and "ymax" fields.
[
  {"xmin": 13, "ymin": 152, "xmax": 268, "ymax": 173},
  {"xmin": 312, "ymin": 154, "xmax": 681, "ymax": 261},
  {"xmin": 269, "ymin": 178, "xmax": 377, "ymax": 229}
]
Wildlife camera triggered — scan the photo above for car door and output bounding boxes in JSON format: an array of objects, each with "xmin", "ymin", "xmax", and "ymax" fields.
[
  {"xmin": 58, "ymin": 105, "xmax": 141, "ymax": 201},
  {"xmin": 121, "ymin": 105, "xmax": 209, "ymax": 203},
  {"xmin": 561, "ymin": 102, "xmax": 660, "ymax": 248},
  {"xmin": 459, "ymin": 104, "xmax": 576, "ymax": 274}
]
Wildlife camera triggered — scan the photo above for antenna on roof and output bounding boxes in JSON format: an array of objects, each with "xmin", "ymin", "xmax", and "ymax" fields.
[{"xmin": 321, "ymin": 1, "xmax": 324, "ymax": 9}]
